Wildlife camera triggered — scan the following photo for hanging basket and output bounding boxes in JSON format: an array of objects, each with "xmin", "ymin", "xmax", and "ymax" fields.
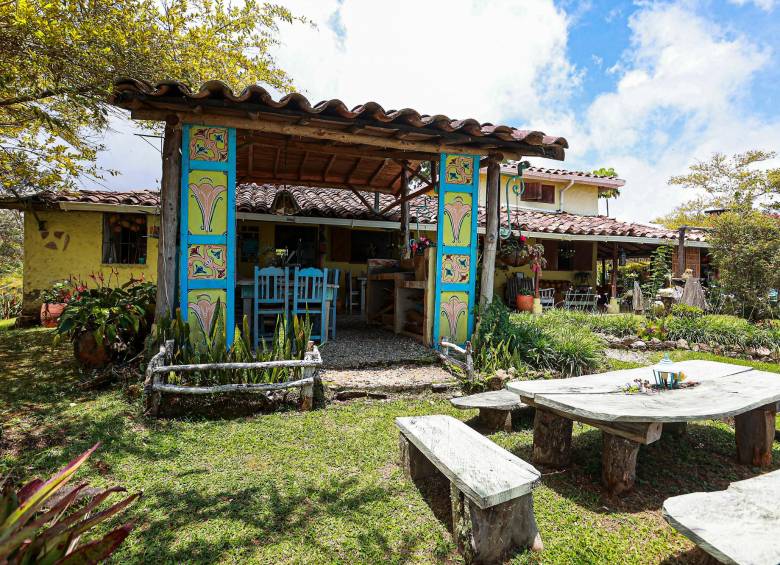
[{"xmin": 499, "ymin": 250, "xmax": 532, "ymax": 267}]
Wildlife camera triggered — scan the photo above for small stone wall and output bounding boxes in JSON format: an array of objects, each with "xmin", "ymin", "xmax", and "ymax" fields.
[{"xmin": 599, "ymin": 333, "xmax": 777, "ymax": 363}]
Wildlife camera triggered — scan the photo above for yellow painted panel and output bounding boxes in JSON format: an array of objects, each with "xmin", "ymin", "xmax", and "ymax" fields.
[
  {"xmin": 188, "ymin": 170, "xmax": 227, "ymax": 235},
  {"xmin": 187, "ymin": 288, "xmax": 226, "ymax": 342},
  {"xmin": 439, "ymin": 291, "xmax": 468, "ymax": 343},
  {"xmin": 442, "ymin": 192, "xmax": 472, "ymax": 246}
]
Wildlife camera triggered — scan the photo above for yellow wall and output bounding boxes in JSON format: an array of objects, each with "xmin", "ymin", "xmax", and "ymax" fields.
[
  {"xmin": 477, "ymin": 172, "xmax": 600, "ymax": 216},
  {"xmin": 23, "ymin": 210, "xmax": 158, "ymax": 310}
]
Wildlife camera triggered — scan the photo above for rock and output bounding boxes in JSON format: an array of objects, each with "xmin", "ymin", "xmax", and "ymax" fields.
[
  {"xmin": 699, "ymin": 343, "xmax": 711, "ymax": 352},
  {"xmin": 367, "ymin": 392, "xmax": 388, "ymax": 399},
  {"xmin": 650, "ymin": 337, "xmax": 661, "ymax": 345},
  {"xmin": 335, "ymin": 390, "xmax": 368, "ymax": 401},
  {"xmin": 431, "ymin": 382, "xmax": 453, "ymax": 392},
  {"xmin": 487, "ymin": 371, "xmax": 510, "ymax": 391},
  {"xmin": 756, "ymin": 346, "xmax": 771, "ymax": 357},
  {"xmin": 662, "ymin": 341, "xmax": 678, "ymax": 350},
  {"xmin": 507, "ymin": 367, "xmax": 517, "ymax": 376},
  {"xmin": 630, "ymin": 340, "xmax": 647, "ymax": 350},
  {"xmin": 676, "ymin": 339, "xmax": 689, "ymax": 350},
  {"xmin": 622, "ymin": 336, "xmax": 637, "ymax": 347}
]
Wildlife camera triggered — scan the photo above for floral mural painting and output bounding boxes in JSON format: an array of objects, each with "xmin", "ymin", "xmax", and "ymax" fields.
[
  {"xmin": 444, "ymin": 155, "xmax": 473, "ymax": 185},
  {"xmin": 187, "ymin": 290, "xmax": 225, "ymax": 336},
  {"xmin": 188, "ymin": 171, "xmax": 227, "ymax": 235},
  {"xmin": 443, "ymin": 194, "xmax": 472, "ymax": 245},
  {"xmin": 188, "ymin": 244, "xmax": 227, "ymax": 279},
  {"xmin": 189, "ymin": 126, "xmax": 228, "ymax": 162},
  {"xmin": 442, "ymin": 254, "xmax": 470, "ymax": 283},
  {"xmin": 440, "ymin": 293, "xmax": 468, "ymax": 342}
]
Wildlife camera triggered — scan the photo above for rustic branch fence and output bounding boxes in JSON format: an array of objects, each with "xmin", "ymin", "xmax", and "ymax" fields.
[
  {"xmin": 144, "ymin": 339, "xmax": 323, "ymax": 417},
  {"xmin": 437, "ymin": 339, "xmax": 474, "ymax": 379}
]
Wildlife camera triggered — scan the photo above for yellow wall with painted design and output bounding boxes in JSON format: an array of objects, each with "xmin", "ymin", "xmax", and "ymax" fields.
[{"xmin": 22, "ymin": 210, "xmax": 158, "ymax": 313}]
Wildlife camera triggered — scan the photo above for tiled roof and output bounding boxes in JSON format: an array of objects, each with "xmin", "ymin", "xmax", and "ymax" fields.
[
  {"xmin": 12, "ymin": 186, "xmax": 704, "ymax": 242},
  {"xmin": 110, "ymin": 79, "xmax": 569, "ymax": 160}
]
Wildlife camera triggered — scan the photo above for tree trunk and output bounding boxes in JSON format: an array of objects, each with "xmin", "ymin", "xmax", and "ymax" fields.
[
  {"xmin": 602, "ymin": 432, "xmax": 640, "ymax": 496},
  {"xmin": 154, "ymin": 117, "xmax": 182, "ymax": 325},
  {"xmin": 735, "ymin": 403, "xmax": 776, "ymax": 467},
  {"xmin": 532, "ymin": 408, "xmax": 573, "ymax": 467},
  {"xmin": 479, "ymin": 158, "xmax": 500, "ymax": 306}
]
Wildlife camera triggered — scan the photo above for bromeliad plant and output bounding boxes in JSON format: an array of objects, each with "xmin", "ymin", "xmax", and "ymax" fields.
[{"xmin": 0, "ymin": 443, "xmax": 140, "ymax": 564}]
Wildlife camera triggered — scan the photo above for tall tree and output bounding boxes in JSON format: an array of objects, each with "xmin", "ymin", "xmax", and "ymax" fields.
[
  {"xmin": 655, "ymin": 150, "xmax": 780, "ymax": 228},
  {"xmin": 0, "ymin": 0, "xmax": 304, "ymax": 195},
  {"xmin": 593, "ymin": 167, "xmax": 619, "ymax": 216}
]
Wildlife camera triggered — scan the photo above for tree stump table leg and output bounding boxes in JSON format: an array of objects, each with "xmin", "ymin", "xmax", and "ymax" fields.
[
  {"xmin": 478, "ymin": 408, "xmax": 512, "ymax": 433},
  {"xmin": 532, "ymin": 409, "xmax": 573, "ymax": 467},
  {"xmin": 663, "ymin": 422, "xmax": 687, "ymax": 437},
  {"xmin": 399, "ymin": 433, "xmax": 439, "ymax": 481},
  {"xmin": 602, "ymin": 432, "xmax": 641, "ymax": 496},
  {"xmin": 735, "ymin": 403, "xmax": 777, "ymax": 467},
  {"xmin": 451, "ymin": 483, "xmax": 542, "ymax": 565}
]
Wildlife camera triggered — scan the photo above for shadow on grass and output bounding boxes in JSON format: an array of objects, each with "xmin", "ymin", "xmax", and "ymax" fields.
[
  {"xmin": 126, "ymin": 475, "xmax": 421, "ymax": 564},
  {"xmin": 529, "ymin": 423, "xmax": 780, "ymax": 513}
]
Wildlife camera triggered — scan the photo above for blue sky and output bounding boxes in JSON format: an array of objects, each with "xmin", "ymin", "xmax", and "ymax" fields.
[{"xmin": 98, "ymin": 0, "xmax": 780, "ymax": 223}]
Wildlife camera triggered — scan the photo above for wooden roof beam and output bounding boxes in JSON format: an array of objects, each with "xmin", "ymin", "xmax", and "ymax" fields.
[{"xmin": 367, "ymin": 159, "xmax": 389, "ymax": 186}]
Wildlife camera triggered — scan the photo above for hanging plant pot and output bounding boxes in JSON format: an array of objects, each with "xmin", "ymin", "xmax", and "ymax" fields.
[
  {"xmin": 40, "ymin": 303, "xmax": 67, "ymax": 328},
  {"xmin": 74, "ymin": 332, "xmax": 111, "ymax": 368},
  {"xmin": 499, "ymin": 250, "xmax": 532, "ymax": 267}
]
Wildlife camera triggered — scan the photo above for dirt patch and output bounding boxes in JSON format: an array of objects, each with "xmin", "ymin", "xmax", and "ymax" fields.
[{"xmin": 322, "ymin": 364, "xmax": 455, "ymax": 392}]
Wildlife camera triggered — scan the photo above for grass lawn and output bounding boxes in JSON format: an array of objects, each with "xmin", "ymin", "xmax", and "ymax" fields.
[
  {"xmin": 1, "ymin": 328, "xmax": 779, "ymax": 564},
  {"xmin": 0, "ymin": 318, "xmax": 16, "ymax": 331}
]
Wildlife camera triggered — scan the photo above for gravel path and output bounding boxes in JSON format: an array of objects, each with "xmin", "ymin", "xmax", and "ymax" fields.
[
  {"xmin": 319, "ymin": 317, "xmax": 437, "ymax": 369},
  {"xmin": 322, "ymin": 364, "xmax": 455, "ymax": 391}
]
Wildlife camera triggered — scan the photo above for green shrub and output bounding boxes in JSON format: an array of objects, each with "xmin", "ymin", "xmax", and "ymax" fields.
[
  {"xmin": 538, "ymin": 310, "xmax": 644, "ymax": 337},
  {"xmin": 670, "ymin": 304, "xmax": 704, "ymax": 319},
  {"xmin": 544, "ymin": 323, "xmax": 605, "ymax": 377},
  {"xmin": 664, "ymin": 314, "xmax": 774, "ymax": 349}
]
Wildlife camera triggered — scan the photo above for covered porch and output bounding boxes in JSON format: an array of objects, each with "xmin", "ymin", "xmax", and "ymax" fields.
[{"xmin": 110, "ymin": 79, "xmax": 568, "ymax": 348}]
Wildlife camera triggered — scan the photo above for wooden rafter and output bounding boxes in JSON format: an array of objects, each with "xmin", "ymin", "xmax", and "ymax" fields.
[
  {"xmin": 349, "ymin": 188, "xmax": 380, "ymax": 216},
  {"xmin": 298, "ymin": 151, "xmax": 309, "ymax": 178},
  {"xmin": 367, "ymin": 159, "xmax": 389, "ymax": 186},
  {"xmin": 322, "ymin": 154, "xmax": 337, "ymax": 181},
  {"xmin": 378, "ymin": 182, "xmax": 435, "ymax": 215}
]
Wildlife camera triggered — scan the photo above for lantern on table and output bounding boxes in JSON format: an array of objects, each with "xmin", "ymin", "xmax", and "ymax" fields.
[{"xmin": 651, "ymin": 354, "xmax": 686, "ymax": 389}]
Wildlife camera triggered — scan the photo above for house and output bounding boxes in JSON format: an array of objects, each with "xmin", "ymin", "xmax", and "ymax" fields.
[{"xmin": 1, "ymin": 166, "xmax": 708, "ymax": 324}]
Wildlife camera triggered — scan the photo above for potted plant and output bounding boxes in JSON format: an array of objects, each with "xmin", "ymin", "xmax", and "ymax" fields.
[
  {"xmin": 54, "ymin": 274, "xmax": 155, "ymax": 368},
  {"xmin": 409, "ymin": 235, "xmax": 433, "ymax": 280},
  {"xmin": 516, "ymin": 287, "xmax": 534, "ymax": 312},
  {"xmin": 498, "ymin": 235, "xmax": 531, "ymax": 267},
  {"xmin": 39, "ymin": 280, "xmax": 73, "ymax": 327}
]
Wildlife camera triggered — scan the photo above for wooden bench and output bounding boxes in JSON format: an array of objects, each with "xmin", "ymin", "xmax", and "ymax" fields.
[
  {"xmin": 450, "ymin": 390, "xmax": 531, "ymax": 432},
  {"xmin": 662, "ymin": 469, "xmax": 780, "ymax": 565},
  {"xmin": 396, "ymin": 415, "xmax": 543, "ymax": 563}
]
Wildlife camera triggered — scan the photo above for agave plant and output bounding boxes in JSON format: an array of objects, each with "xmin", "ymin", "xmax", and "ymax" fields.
[{"xmin": 0, "ymin": 443, "xmax": 140, "ymax": 564}]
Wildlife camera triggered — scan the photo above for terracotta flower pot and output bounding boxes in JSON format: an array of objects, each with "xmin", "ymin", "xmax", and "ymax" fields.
[
  {"xmin": 40, "ymin": 303, "xmax": 66, "ymax": 328},
  {"xmin": 74, "ymin": 332, "xmax": 111, "ymax": 369},
  {"xmin": 516, "ymin": 294, "xmax": 534, "ymax": 312}
]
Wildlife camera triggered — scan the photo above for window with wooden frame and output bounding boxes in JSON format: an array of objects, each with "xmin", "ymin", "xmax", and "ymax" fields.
[
  {"xmin": 102, "ymin": 213, "xmax": 148, "ymax": 265},
  {"xmin": 520, "ymin": 182, "xmax": 555, "ymax": 204}
]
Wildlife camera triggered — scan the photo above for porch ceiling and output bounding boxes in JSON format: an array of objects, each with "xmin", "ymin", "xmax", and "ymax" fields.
[{"xmin": 110, "ymin": 79, "xmax": 569, "ymax": 195}]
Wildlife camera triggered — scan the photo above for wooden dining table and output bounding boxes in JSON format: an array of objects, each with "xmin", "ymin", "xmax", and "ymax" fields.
[{"xmin": 505, "ymin": 360, "xmax": 780, "ymax": 495}]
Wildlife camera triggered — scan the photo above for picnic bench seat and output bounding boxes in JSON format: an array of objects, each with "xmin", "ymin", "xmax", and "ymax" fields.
[
  {"xmin": 396, "ymin": 415, "xmax": 542, "ymax": 563},
  {"xmin": 450, "ymin": 389, "xmax": 531, "ymax": 432},
  {"xmin": 662, "ymin": 469, "xmax": 780, "ymax": 565}
]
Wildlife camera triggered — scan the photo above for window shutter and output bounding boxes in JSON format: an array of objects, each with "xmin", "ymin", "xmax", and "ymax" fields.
[
  {"xmin": 573, "ymin": 242, "xmax": 594, "ymax": 271},
  {"xmin": 522, "ymin": 182, "xmax": 542, "ymax": 201},
  {"xmin": 540, "ymin": 185, "xmax": 555, "ymax": 204},
  {"xmin": 541, "ymin": 240, "xmax": 559, "ymax": 270}
]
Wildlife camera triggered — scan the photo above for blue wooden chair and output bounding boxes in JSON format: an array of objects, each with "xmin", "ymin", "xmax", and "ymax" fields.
[
  {"xmin": 253, "ymin": 266, "xmax": 289, "ymax": 351},
  {"xmin": 292, "ymin": 267, "xmax": 328, "ymax": 343},
  {"xmin": 327, "ymin": 269, "xmax": 340, "ymax": 340}
]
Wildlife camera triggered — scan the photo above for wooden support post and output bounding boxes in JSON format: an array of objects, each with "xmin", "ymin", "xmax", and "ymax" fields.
[
  {"xmin": 532, "ymin": 408, "xmax": 573, "ymax": 467},
  {"xmin": 399, "ymin": 433, "xmax": 439, "ymax": 481},
  {"xmin": 611, "ymin": 242, "xmax": 618, "ymax": 300},
  {"xmin": 400, "ymin": 163, "xmax": 411, "ymax": 259},
  {"xmin": 480, "ymin": 157, "xmax": 501, "ymax": 306},
  {"xmin": 602, "ymin": 432, "xmax": 640, "ymax": 496},
  {"xmin": 677, "ymin": 227, "xmax": 686, "ymax": 277},
  {"xmin": 451, "ymin": 483, "xmax": 542, "ymax": 564},
  {"xmin": 154, "ymin": 117, "xmax": 182, "ymax": 324},
  {"xmin": 735, "ymin": 402, "xmax": 776, "ymax": 467}
]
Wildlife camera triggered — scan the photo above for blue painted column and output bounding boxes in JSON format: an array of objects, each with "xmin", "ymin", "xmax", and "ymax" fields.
[
  {"xmin": 433, "ymin": 153, "xmax": 480, "ymax": 347},
  {"xmin": 179, "ymin": 124, "xmax": 237, "ymax": 347}
]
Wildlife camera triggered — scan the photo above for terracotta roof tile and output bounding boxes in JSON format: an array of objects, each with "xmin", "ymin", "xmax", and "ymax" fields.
[{"xmin": 15, "ymin": 186, "xmax": 705, "ymax": 242}]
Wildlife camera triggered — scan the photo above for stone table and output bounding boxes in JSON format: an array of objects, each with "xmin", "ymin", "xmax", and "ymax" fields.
[{"xmin": 506, "ymin": 361, "xmax": 780, "ymax": 495}]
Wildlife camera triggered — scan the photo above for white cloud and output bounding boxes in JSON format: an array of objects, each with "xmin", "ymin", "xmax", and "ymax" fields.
[
  {"xmin": 728, "ymin": 0, "xmax": 776, "ymax": 12},
  {"xmin": 569, "ymin": 2, "xmax": 778, "ymax": 222}
]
